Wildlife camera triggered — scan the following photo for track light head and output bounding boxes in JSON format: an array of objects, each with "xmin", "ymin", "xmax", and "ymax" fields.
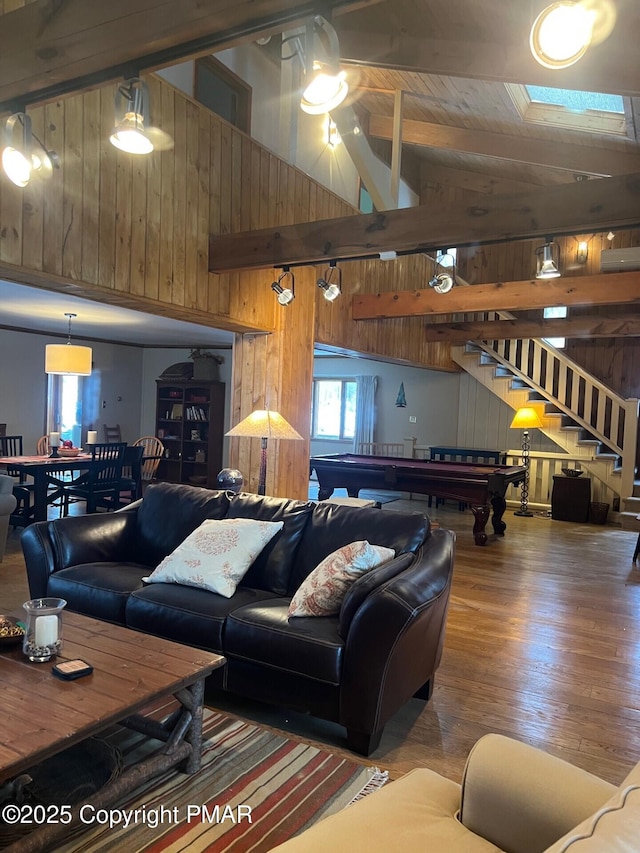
[
  {"xmin": 317, "ymin": 262, "xmax": 342, "ymax": 301},
  {"xmin": 109, "ymin": 78, "xmax": 173, "ymax": 154},
  {"xmin": 428, "ymin": 273, "xmax": 454, "ymax": 294},
  {"xmin": 2, "ymin": 113, "xmax": 57, "ymax": 187},
  {"xmin": 299, "ymin": 17, "xmax": 349, "ymax": 115},
  {"xmin": 271, "ymin": 268, "xmax": 295, "ymax": 306}
]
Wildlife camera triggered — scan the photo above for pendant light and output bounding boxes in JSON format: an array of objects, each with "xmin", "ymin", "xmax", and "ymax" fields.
[{"xmin": 45, "ymin": 313, "xmax": 92, "ymax": 376}]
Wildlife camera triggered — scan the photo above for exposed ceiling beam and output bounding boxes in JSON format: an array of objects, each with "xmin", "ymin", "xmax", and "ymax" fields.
[
  {"xmin": 334, "ymin": 26, "xmax": 640, "ymax": 97},
  {"xmin": 209, "ymin": 173, "xmax": 640, "ymax": 272},
  {"xmin": 0, "ymin": 0, "xmax": 382, "ymax": 111},
  {"xmin": 423, "ymin": 314, "xmax": 640, "ymax": 343},
  {"xmin": 421, "ymin": 163, "xmax": 561, "ymax": 196},
  {"xmin": 369, "ymin": 115, "xmax": 640, "ymax": 177},
  {"xmin": 352, "ymin": 272, "xmax": 640, "ymax": 320}
]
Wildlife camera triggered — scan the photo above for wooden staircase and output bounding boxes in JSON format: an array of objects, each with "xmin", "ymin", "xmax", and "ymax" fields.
[{"xmin": 450, "ymin": 315, "xmax": 639, "ymax": 525}]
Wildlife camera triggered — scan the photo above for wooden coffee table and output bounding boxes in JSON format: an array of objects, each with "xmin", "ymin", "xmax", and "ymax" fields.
[{"xmin": 0, "ymin": 612, "xmax": 225, "ymax": 852}]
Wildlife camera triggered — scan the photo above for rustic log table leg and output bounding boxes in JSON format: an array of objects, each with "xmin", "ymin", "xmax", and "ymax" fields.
[{"xmin": 471, "ymin": 504, "xmax": 490, "ymax": 545}]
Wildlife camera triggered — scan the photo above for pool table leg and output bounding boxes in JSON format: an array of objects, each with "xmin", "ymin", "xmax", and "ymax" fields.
[
  {"xmin": 491, "ymin": 493, "xmax": 507, "ymax": 535},
  {"xmin": 317, "ymin": 487, "xmax": 334, "ymax": 500},
  {"xmin": 471, "ymin": 504, "xmax": 490, "ymax": 545}
]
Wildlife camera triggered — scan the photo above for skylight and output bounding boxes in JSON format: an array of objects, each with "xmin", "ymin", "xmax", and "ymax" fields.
[{"xmin": 525, "ymin": 86, "xmax": 624, "ymax": 114}]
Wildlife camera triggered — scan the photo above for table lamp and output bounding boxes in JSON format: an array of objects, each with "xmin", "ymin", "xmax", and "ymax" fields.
[
  {"xmin": 510, "ymin": 406, "xmax": 544, "ymax": 517},
  {"xmin": 226, "ymin": 410, "xmax": 303, "ymax": 496}
]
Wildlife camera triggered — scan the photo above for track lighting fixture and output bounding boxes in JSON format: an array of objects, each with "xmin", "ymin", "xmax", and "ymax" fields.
[
  {"xmin": 529, "ymin": 0, "xmax": 616, "ymax": 69},
  {"xmin": 535, "ymin": 240, "xmax": 561, "ymax": 279},
  {"xmin": 271, "ymin": 268, "xmax": 295, "ymax": 306},
  {"xmin": 1, "ymin": 113, "xmax": 58, "ymax": 188},
  {"xmin": 109, "ymin": 77, "xmax": 174, "ymax": 155},
  {"xmin": 317, "ymin": 262, "xmax": 342, "ymax": 302},
  {"xmin": 298, "ymin": 16, "xmax": 349, "ymax": 115},
  {"xmin": 428, "ymin": 252, "xmax": 456, "ymax": 294}
]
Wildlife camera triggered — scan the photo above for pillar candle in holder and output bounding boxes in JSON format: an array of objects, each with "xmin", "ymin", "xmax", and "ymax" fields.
[
  {"xmin": 49, "ymin": 432, "xmax": 60, "ymax": 457},
  {"xmin": 23, "ymin": 597, "xmax": 66, "ymax": 662},
  {"xmin": 87, "ymin": 430, "xmax": 97, "ymax": 445}
]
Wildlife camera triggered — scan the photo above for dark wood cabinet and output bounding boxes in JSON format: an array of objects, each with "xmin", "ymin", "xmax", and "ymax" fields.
[
  {"xmin": 155, "ymin": 379, "xmax": 225, "ymax": 489},
  {"xmin": 551, "ymin": 475, "xmax": 591, "ymax": 522}
]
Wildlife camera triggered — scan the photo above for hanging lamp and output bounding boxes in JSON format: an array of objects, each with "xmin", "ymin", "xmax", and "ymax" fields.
[{"xmin": 45, "ymin": 313, "xmax": 92, "ymax": 376}]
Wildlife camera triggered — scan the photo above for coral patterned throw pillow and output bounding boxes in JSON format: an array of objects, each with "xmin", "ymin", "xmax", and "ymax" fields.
[
  {"xmin": 143, "ymin": 518, "xmax": 284, "ymax": 598},
  {"xmin": 288, "ymin": 540, "xmax": 395, "ymax": 618}
]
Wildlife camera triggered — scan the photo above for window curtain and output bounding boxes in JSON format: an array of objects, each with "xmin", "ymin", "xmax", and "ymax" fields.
[{"xmin": 353, "ymin": 375, "xmax": 378, "ymax": 452}]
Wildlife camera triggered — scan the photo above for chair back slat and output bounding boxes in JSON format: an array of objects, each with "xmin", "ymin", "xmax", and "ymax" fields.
[{"xmin": 0, "ymin": 435, "xmax": 25, "ymax": 478}]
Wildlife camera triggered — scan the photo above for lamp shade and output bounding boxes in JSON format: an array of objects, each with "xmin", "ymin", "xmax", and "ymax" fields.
[
  {"xmin": 226, "ymin": 410, "xmax": 303, "ymax": 441},
  {"xmin": 45, "ymin": 344, "xmax": 92, "ymax": 376},
  {"xmin": 510, "ymin": 407, "xmax": 544, "ymax": 430}
]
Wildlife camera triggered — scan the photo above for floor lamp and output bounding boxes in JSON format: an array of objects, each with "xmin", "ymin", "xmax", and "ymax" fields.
[
  {"xmin": 226, "ymin": 410, "xmax": 303, "ymax": 496},
  {"xmin": 510, "ymin": 406, "xmax": 544, "ymax": 517}
]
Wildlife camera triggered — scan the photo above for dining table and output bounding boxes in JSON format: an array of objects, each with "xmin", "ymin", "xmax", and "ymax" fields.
[{"xmin": 0, "ymin": 453, "xmax": 95, "ymax": 525}]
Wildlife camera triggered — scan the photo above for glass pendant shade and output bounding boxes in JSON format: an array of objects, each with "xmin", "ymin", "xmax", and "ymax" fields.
[{"xmin": 45, "ymin": 344, "xmax": 92, "ymax": 376}]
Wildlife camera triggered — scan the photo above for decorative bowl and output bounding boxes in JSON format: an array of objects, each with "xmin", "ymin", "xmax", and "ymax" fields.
[
  {"xmin": 57, "ymin": 447, "xmax": 82, "ymax": 457},
  {"xmin": 0, "ymin": 615, "xmax": 25, "ymax": 647},
  {"xmin": 561, "ymin": 467, "xmax": 583, "ymax": 478}
]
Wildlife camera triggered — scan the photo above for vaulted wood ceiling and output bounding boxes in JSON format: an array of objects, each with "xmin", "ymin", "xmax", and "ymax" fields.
[{"xmin": 3, "ymin": 0, "xmax": 640, "ymax": 335}]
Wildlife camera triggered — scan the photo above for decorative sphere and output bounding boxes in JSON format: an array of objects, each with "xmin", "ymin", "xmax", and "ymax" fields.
[{"xmin": 216, "ymin": 468, "xmax": 244, "ymax": 493}]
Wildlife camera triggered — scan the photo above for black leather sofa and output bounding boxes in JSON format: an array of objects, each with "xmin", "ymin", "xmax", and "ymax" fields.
[{"xmin": 21, "ymin": 482, "xmax": 456, "ymax": 755}]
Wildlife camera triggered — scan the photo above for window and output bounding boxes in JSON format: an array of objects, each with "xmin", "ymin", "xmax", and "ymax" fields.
[
  {"xmin": 194, "ymin": 57, "xmax": 251, "ymax": 134},
  {"xmin": 311, "ymin": 379, "xmax": 357, "ymax": 440},
  {"xmin": 543, "ymin": 305, "xmax": 567, "ymax": 349},
  {"xmin": 47, "ymin": 374, "xmax": 83, "ymax": 447},
  {"xmin": 506, "ymin": 83, "xmax": 630, "ymax": 138}
]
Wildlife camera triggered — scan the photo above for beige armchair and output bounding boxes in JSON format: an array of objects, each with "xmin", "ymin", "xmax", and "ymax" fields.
[
  {"xmin": 272, "ymin": 734, "xmax": 640, "ymax": 852},
  {"xmin": 0, "ymin": 474, "xmax": 17, "ymax": 561}
]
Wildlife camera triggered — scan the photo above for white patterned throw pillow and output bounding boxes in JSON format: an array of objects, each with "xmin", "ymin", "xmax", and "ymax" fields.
[
  {"xmin": 288, "ymin": 540, "xmax": 395, "ymax": 618},
  {"xmin": 143, "ymin": 518, "xmax": 284, "ymax": 598}
]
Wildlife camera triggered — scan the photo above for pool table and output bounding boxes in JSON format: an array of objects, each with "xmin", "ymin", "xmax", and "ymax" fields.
[{"xmin": 310, "ymin": 453, "xmax": 527, "ymax": 545}]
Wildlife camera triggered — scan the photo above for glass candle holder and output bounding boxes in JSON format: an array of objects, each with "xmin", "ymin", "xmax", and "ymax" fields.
[{"xmin": 22, "ymin": 598, "xmax": 67, "ymax": 662}]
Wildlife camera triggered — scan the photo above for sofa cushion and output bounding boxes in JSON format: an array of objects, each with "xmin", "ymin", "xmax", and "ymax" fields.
[
  {"xmin": 47, "ymin": 562, "xmax": 149, "ymax": 624},
  {"xmin": 224, "ymin": 599, "xmax": 344, "ymax": 685},
  {"xmin": 226, "ymin": 493, "xmax": 314, "ymax": 595},
  {"xmin": 289, "ymin": 502, "xmax": 429, "ymax": 595},
  {"xmin": 142, "ymin": 518, "xmax": 284, "ymax": 597},
  {"xmin": 288, "ymin": 541, "xmax": 395, "ymax": 617},
  {"xmin": 135, "ymin": 482, "xmax": 230, "ymax": 567},
  {"xmin": 126, "ymin": 583, "xmax": 277, "ymax": 652},
  {"xmin": 545, "ymin": 770, "xmax": 640, "ymax": 853},
  {"xmin": 270, "ymin": 768, "xmax": 502, "ymax": 852}
]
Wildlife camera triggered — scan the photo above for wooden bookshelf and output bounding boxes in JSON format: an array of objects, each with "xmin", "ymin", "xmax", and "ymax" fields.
[{"xmin": 155, "ymin": 379, "xmax": 225, "ymax": 488}]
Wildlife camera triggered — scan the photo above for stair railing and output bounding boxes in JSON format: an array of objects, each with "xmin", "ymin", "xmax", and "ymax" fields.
[{"xmin": 463, "ymin": 310, "xmax": 638, "ymax": 499}]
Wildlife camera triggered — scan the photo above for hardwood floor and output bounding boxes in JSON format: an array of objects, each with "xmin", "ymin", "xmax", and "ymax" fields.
[{"xmin": 3, "ymin": 498, "xmax": 640, "ymax": 788}]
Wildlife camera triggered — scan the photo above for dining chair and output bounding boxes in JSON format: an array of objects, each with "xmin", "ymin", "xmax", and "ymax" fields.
[
  {"xmin": 48, "ymin": 442, "xmax": 126, "ymax": 516},
  {"xmin": 0, "ymin": 435, "xmax": 33, "ymax": 523},
  {"xmin": 132, "ymin": 436, "xmax": 164, "ymax": 486},
  {"xmin": 36, "ymin": 435, "xmax": 50, "ymax": 455},
  {"xmin": 104, "ymin": 444, "xmax": 144, "ymax": 508},
  {"xmin": 103, "ymin": 424, "xmax": 123, "ymax": 443}
]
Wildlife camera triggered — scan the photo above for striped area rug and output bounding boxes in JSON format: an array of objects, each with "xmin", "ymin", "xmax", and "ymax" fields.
[{"xmin": 59, "ymin": 710, "xmax": 388, "ymax": 852}]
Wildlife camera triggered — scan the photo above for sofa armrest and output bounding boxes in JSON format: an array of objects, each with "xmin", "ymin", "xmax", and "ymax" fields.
[
  {"xmin": 21, "ymin": 511, "xmax": 140, "ymax": 598},
  {"xmin": 460, "ymin": 734, "xmax": 616, "ymax": 853},
  {"xmin": 340, "ymin": 528, "xmax": 455, "ymax": 738}
]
